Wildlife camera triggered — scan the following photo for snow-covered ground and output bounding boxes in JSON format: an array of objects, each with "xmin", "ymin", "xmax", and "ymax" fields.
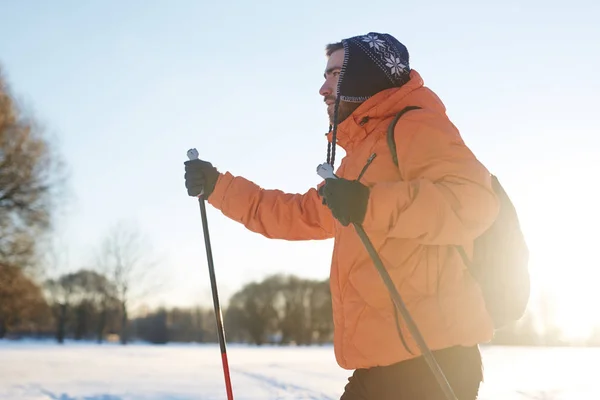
[{"xmin": 0, "ymin": 341, "xmax": 597, "ymax": 399}]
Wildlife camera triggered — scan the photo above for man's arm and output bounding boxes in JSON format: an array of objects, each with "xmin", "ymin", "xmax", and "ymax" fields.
[
  {"xmin": 362, "ymin": 111, "xmax": 499, "ymax": 245},
  {"xmin": 207, "ymin": 172, "xmax": 335, "ymax": 241}
]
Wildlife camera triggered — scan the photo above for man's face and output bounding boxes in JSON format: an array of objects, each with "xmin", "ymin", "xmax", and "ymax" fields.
[
  {"xmin": 319, "ymin": 49, "xmax": 344, "ymax": 124},
  {"xmin": 319, "ymin": 48, "xmax": 362, "ymax": 125}
]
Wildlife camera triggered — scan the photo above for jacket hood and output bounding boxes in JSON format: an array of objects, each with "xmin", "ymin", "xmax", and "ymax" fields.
[{"xmin": 326, "ymin": 69, "xmax": 448, "ymax": 152}]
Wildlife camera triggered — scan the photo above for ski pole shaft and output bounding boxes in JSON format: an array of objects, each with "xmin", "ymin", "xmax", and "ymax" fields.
[
  {"xmin": 316, "ymin": 163, "xmax": 457, "ymax": 400},
  {"xmin": 353, "ymin": 224, "xmax": 457, "ymax": 400},
  {"xmin": 188, "ymin": 149, "xmax": 234, "ymax": 400}
]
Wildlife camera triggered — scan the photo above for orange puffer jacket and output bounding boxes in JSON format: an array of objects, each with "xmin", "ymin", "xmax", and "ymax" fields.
[{"xmin": 207, "ymin": 69, "xmax": 499, "ymax": 370}]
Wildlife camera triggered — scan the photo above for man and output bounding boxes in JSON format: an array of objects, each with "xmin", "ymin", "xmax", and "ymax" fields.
[{"xmin": 184, "ymin": 32, "xmax": 499, "ymax": 399}]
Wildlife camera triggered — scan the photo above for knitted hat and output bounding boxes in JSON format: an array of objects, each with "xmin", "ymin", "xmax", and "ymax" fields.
[
  {"xmin": 326, "ymin": 32, "xmax": 411, "ymax": 168},
  {"xmin": 338, "ymin": 32, "xmax": 410, "ymax": 103}
]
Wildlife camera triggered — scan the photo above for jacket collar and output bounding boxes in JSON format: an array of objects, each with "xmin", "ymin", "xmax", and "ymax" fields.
[{"xmin": 326, "ymin": 70, "xmax": 434, "ymax": 152}]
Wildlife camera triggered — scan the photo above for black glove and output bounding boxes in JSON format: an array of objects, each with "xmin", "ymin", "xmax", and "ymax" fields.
[
  {"xmin": 318, "ymin": 178, "xmax": 370, "ymax": 226},
  {"xmin": 184, "ymin": 159, "xmax": 220, "ymax": 198}
]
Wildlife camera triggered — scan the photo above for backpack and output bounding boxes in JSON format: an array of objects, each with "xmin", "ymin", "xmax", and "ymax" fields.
[{"xmin": 386, "ymin": 106, "xmax": 530, "ymax": 329}]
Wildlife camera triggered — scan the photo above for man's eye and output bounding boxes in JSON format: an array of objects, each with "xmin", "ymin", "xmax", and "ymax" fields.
[{"xmin": 333, "ymin": 71, "xmax": 340, "ymax": 77}]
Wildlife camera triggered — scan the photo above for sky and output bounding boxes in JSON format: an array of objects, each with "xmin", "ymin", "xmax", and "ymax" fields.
[{"xmin": 1, "ymin": 1, "xmax": 599, "ymax": 336}]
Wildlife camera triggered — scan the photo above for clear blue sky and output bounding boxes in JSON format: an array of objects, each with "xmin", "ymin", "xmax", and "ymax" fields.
[{"xmin": 1, "ymin": 1, "xmax": 599, "ymax": 333}]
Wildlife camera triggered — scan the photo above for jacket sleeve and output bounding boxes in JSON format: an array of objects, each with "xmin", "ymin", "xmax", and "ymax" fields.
[
  {"xmin": 207, "ymin": 171, "xmax": 336, "ymax": 240},
  {"xmin": 361, "ymin": 111, "xmax": 499, "ymax": 245}
]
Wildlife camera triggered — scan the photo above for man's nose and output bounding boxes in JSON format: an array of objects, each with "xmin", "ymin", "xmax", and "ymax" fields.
[{"xmin": 319, "ymin": 81, "xmax": 331, "ymax": 97}]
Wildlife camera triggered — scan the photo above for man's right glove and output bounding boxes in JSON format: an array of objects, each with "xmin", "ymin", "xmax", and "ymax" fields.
[
  {"xmin": 184, "ymin": 159, "xmax": 220, "ymax": 198},
  {"xmin": 318, "ymin": 178, "xmax": 369, "ymax": 227}
]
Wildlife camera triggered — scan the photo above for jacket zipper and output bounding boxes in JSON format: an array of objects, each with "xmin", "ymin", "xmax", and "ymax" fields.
[{"xmin": 356, "ymin": 153, "xmax": 377, "ymax": 181}]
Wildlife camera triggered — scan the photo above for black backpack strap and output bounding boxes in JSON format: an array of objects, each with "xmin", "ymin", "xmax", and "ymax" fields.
[{"xmin": 386, "ymin": 106, "xmax": 422, "ymax": 168}]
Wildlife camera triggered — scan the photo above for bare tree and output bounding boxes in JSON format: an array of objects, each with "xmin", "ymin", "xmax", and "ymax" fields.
[
  {"xmin": 0, "ymin": 67, "xmax": 67, "ymax": 271},
  {"xmin": 227, "ymin": 279, "xmax": 279, "ymax": 345},
  {"xmin": 90, "ymin": 271, "xmax": 119, "ymax": 343},
  {"xmin": 43, "ymin": 268, "xmax": 120, "ymax": 343},
  {"xmin": 45, "ymin": 274, "xmax": 76, "ymax": 344},
  {"xmin": 307, "ymin": 280, "xmax": 333, "ymax": 344},
  {"xmin": 95, "ymin": 221, "xmax": 163, "ymax": 344},
  {"xmin": 66, "ymin": 269, "xmax": 118, "ymax": 342},
  {"xmin": 224, "ymin": 274, "xmax": 333, "ymax": 346}
]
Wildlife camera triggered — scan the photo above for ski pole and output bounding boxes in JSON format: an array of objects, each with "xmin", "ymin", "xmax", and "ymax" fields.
[
  {"xmin": 316, "ymin": 163, "xmax": 458, "ymax": 400},
  {"xmin": 187, "ymin": 148, "xmax": 234, "ymax": 400}
]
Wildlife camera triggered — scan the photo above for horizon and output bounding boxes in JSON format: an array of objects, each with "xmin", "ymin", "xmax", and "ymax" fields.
[{"xmin": 1, "ymin": 1, "xmax": 599, "ymax": 341}]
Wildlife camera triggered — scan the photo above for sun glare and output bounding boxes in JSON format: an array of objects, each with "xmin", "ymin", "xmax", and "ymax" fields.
[{"xmin": 518, "ymin": 166, "xmax": 600, "ymax": 342}]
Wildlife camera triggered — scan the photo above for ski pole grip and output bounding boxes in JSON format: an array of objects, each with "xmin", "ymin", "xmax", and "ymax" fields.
[
  {"xmin": 186, "ymin": 148, "xmax": 204, "ymax": 197},
  {"xmin": 187, "ymin": 148, "xmax": 200, "ymax": 161},
  {"xmin": 316, "ymin": 163, "xmax": 337, "ymax": 180}
]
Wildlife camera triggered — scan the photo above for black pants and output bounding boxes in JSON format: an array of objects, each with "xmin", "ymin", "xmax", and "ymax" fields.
[{"xmin": 340, "ymin": 345, "xmax": 483, "ymax": 400}]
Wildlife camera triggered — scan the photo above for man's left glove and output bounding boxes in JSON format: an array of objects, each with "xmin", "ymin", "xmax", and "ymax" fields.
[
  {"xmin": 184, "ymin": 159, "xmax": 220, "ymax": 198},
  {"xmin": 319, "ymin": 178, "xmax": 370, "ymax": 226}
]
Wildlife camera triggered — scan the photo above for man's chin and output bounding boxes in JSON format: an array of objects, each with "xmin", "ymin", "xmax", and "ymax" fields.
[{"xmin": 326, "ymin": 104, "xmax": 354, "ymax": 125}]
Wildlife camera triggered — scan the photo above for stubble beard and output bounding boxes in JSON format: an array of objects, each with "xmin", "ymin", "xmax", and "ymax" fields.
[{"xmin": 328, "ymin": 101, "xmax": 362, "ymax": 125}]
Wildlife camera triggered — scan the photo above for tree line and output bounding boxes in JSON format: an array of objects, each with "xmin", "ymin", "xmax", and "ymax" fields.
[
  {"xmin": 128, "ymin": 275, "xmax": 335, "ymax": 346},
  {"xmin": 1, "ymin": 267, "xmax": 333, "ymax": 346}
]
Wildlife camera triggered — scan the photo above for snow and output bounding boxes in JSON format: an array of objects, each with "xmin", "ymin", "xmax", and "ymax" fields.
[{"xmin": 0, "ymin": 341, "xmax": 598, "ymax": 399}]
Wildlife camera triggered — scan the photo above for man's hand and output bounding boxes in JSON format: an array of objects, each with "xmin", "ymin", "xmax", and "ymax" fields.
[
  {"xmin": 319, "ymin": 178, "xmax": 370, "ymax": 226},
  {"xmin": 184, "ymin": 159, "xmax": 219, "ymax": 198}
]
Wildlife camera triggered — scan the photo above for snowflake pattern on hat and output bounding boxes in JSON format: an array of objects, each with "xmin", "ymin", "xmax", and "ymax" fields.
[
  {"xmin": 385, "ymin": 55, "xmax": 406, "ymax": 76},
  {"xmin": 356, "ymin": 33, "xmax": 408, "ymax": 81},
  {"xmin": 361, "ymin": 33, "xmax": 386, "ymax": 51}
]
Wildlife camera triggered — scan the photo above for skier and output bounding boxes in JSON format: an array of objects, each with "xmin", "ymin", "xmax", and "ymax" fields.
[{"xmin": 184, "ymin": 32, "xmax": 499, "ymax": 399}]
